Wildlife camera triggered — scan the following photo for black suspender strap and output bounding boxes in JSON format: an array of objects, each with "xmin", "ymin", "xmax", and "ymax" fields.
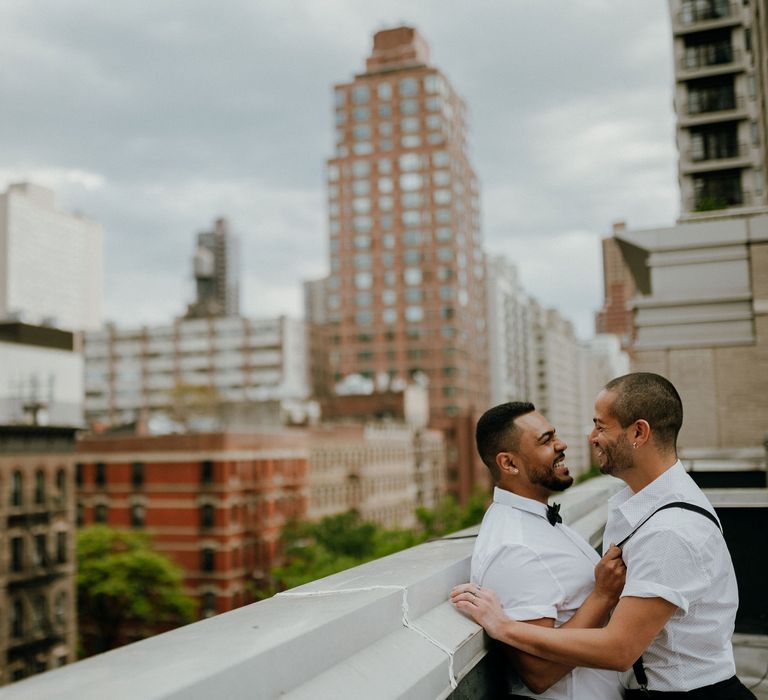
[
  {"xmin": 617, "ymin": 501, "xmax": 722, "ymax": 694},
  {"xmin": 617, "ymin": 501, "xmax": 721, "ymax": 550}
]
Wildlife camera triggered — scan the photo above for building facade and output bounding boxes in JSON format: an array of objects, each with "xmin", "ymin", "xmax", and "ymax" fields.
[
  {"xmin": 0, "ymin": 183, "xmax": 103, "ymax": 332},
  {"xmin": 323, "ymin": 26, "xmax": 489, "ymax": 422},
  {"xmin": 0, "ymin": 426, "xmax": 78, "ymax": 685},
  {"xmin": 670, "ymin": 0, "xmax": 768, "ymax": 215},
  {"xmin": 83, "ymin": 315, "xmax": 308, "ymax": 429},
  {"xmin": 185, "ymin": 217, "xmax": 240, "ymax": 319},
  {"xmin": 76, "ymin": 431, "xmax": 308, "ymax": 617},
  {"xmin": 485, "ymin": 255, "xmax": 538, "ymax": 407}
]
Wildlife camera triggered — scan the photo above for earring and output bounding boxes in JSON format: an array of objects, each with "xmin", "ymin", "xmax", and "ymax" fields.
[
  {"xmin": 632, "ymin": 442, "xmax": 637, "ymax": 449},
  {"xmin": 511, "ymin": 468, "xmax": 519, "ymax": 474}
]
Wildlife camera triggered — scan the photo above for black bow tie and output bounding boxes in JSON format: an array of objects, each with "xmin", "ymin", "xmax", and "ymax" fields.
[{"xmin": 546, "ymin": 502, "xmax": 562, "ymax": 526}]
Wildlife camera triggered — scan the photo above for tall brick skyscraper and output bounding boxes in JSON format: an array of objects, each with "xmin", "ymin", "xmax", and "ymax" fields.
[{"xmin": 321, "ymin": 26, "xmax": 490, "ymax": 500}]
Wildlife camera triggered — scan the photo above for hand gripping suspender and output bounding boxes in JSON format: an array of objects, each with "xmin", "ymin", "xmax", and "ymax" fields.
[{"xmin": 616, "ymin": 502, "xmax": 723, "ymax": 696}]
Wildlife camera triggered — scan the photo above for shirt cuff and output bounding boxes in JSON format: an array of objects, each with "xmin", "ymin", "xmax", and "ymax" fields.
[
  {"xmin": 503, "ymin": 605, "xmax": 557, "ymax": 621},
  {"xmin": 621, "ymin": 579, "xmax": 689, "ymax": 613}
]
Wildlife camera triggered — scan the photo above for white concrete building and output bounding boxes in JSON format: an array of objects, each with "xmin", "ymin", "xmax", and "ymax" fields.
[
  {"xmin": 0, "ymin": 323, "xmax": 83, "ymax": 427},
  {"xmin": 0, "ymin": 183, "xmax": 103, "ymax": 332},
  {"xmin": 485, "ymin": 256, "xmax": 538, "ymax": 406},
  {"xmin": 83, "ymin": 315, "xmax": 308, "ymax": 428},
  {"xmin": 530, "ymin": 303, "xmax": 592, "ymax": 477}
]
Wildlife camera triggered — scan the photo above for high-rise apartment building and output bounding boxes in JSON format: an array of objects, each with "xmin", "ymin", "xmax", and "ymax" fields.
[
  {"xmin": 324, "ymin": 26, "xmax": 488, "ymax": 423},
  {"xmin": 0, "ymin": 183, "xmax": 103, "ymax": 332},
  {"xmin": 320, "ymin": 26, "xmax": 489, "ymax": 502},
  {"xmin": 185, "ymin": 217, "xmax": 239, "ymax": 319},
  {"xmin": 670, "ymin": 0, "xmax": 768, "ymax": 215}
]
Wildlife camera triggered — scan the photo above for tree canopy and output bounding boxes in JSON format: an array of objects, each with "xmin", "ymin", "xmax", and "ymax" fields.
[
  {"xmin": 77, "ymin": 525, "xmax": 196, "ymax": 655},
  {"xmin": 269, "ymin": 491, "xmax": 488, "ymax": 593}
]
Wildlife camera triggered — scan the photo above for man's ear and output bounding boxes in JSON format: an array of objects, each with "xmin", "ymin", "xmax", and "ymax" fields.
[
  {"xmin": 496, "ymin": 451, "xmax": 519, "ymax": 475},
  {"xmin": 632, "ymin": 419, "xmax": 651, "ymax": 447}
]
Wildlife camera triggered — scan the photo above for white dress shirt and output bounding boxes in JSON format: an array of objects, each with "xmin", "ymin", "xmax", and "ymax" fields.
[
  {"xmin": 602, "ymin": 461, "xmax": 738, "ymax": 692},
  {"xmin": 472, "ymin": 487, "xmax": 622, "ymax": 700}
]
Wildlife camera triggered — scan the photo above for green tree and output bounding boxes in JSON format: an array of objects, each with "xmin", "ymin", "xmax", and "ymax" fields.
[{"xmin": 77, "ymin": 526, "xmax": 195, "ymax": 656}]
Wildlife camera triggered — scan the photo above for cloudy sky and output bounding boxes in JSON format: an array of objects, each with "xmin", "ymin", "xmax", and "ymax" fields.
[{"xmin": 1, "ymin": 0, "xmax": 678, "ymax": 338}]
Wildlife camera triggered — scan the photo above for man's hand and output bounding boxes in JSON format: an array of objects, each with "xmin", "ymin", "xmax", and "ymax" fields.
[
  {"xmin": 450, "ymin": 584, "xmax": 507, "ymax": 639},
  {"xmin": 593, "ymin": 544, "xmax": 626, "ymax": 606}
]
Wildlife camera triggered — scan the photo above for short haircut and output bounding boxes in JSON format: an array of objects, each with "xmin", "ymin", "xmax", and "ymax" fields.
[
  {"xmin": 604, "ymin": 372, "xmax": 683, "ymax": 450},
  {"xmin": 476, "ymin": 402, "xmax": 536, "ymax": 481}
]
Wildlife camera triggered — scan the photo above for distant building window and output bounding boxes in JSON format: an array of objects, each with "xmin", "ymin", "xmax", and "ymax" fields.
[
  {"xmin": 200, "ymin": 504, "xmax": 214, "ymax": 529},
  {"xmin": 77, "ymin": 501, "xmax": 84, "ymax": 526},
  {"xmin": 201, "ymin": 592, "xmax": 216, "ymax": 618},
  {"xmin": 400, "ymin": 98, "xmax": 418, "ymax": 114},
  {"xmin": 11, "ymin": 599, "xmax": 24, "ymax": 638},
  {"xmin": 10, "ymin": 470, "xmax": 22, "ymax": 507},
  {"xmin": 201, "ymin": 461, "xmax": 214, "ymax": 485},
  {"xmin": 352, "ymin": 106, "xmax": 370, "ymax": 121},
  {"xmin": 33, "ymin": 595, "xmax": 48, "ymax": 633},
  {"xmin": 95, "ymin": 463, "xmax": 107, "ymax": 488},
  {"xmin": 76, "ymin": 463, "xmax": 84, "ymax": 487},
  {"xmin": 56, "ymin": 468, "xmax": 66, "ymax": 503},
  {"xmin": 57, "ymin": 531, "xmax": 67, "ymax": 563},
  {"xmin": 34, "ymin": 534, "xmax": 47, "ymax": 567},
  {"xmin": 131, "ymin": 462, "xmax": 144, "ymax": 488},
  {"xmin": 378, "ymin": 82, "xmax": 392, "ymax": 100},
  {"xmin": 54, "ymin": 592, "xmax": 67, "ymax": 627},
  {"xmin": 11, "ymin": 537, "xmax": 23, "ymax": 572},
  {"xmin": 34, "ymin": 469, "xmax": 45, "ymax": 504},
  {"xmin": 201, "ymin": 548, "xmax": 215, "ymax": 572},
  {"xmin": 352, "ymin": 85, "xmax": 370, "ymax": 104},
  {"xmin": 130, "ymin": 504, "xmax": 145, "ymax": 529},
  {"xmin": 94, "ymin": 503, "xmax": 108, "ymax": 524}
]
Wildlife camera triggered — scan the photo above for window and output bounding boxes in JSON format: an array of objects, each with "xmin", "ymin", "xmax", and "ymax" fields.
[
  {"xmin": 33, "ymin": 595, "xmax": 48, "ymax": 633},
  {"xmin": 352, "ymin": 160, "xmax": 371, "ymax": 177},
  {"xmin": 424, "ymin": 74, "xmax": 439, "ymax": 93},
  {"xmin": 77, "ymin": 501, "xmax": 84, "ymax": 527},
  {"xmin": 382, "ymin": 289, "xmax": 396, "ymax": 305},
  {"xmin": 335, "ymin": 110, "xmax": 346, "ymax": 125},
  {"xmin": 436, "ymin": 227, "xmax": 453, "ymax": 241},
  {"xmin": 202, "ymin": 592, "xmax": 216, "ymax": 618},
  {"xmin": 11, "ymin": 470, "xmax": 22, "ymax": 507},
  {"xmin": 352, "ymin": 179, "xmax": 370, "ymax": 195},
  {"xmin": 352, "ymin": 106, "xmax": 370, "ymax": 121},
  {"xmin": 379, "ymin": 104, "xmax": 392, "ymax": 118},
  {"xmin": 56, "ymin": 531, "xmax": 67, "ymax": 563},
  {"xmin": 404, "ymin": 268, "xmax": 422, "ymax": 285},
  {"xmin": 405, "ymin": 307, "xmax": 424, "ymax": 323},
  {"xmin": 354, "ymin": 234, "xmax": 371, "ymax": 249},
  {"xmin": 201, "ymin": 504, "xmax": 214, "ymax": 529},
  {"xmin": 356, "ymin": 291, "xmax": 372, "ymax": 307},
  {"xmin": 405, "ymin": 288, "xmax": 423, "ymax": 303},
  {"xmin": 399, "ymin": 77, "xmax": 419, "ymax": 96},
  {"xmin": 353, "ymin": 142, "xmax": 373, "ymax": 155},
  {"xmin": 55, "ymin": 592, "xmax": 67, "ymax": 627},
  {"xmin": 35, "ymin": 469, "xmax": 45, "ymax": 504},
  {"xmin": 400, "ymin": 98, "xmax": 419, "ymax": 114},
  {"xmin": 378, "ymin": 82, "xmax": 392, "ymax": 100},
  {"xmin": 402, "ymin": 211, "xmax": 421, "ymax": 226},
  {"xmin": 11, "ymin": 537, "xmax": 23, "ymax": 572},
  {"xmin": 334, "ymin": 89, "xmax": 345, "ymax": 107},
  {"xmin": 382, "ymin": 309, "xmax": 397, "ymax": 324},
  {"xmin": 352, "ymin": 84, "xmax": 370, "ymax": 104},
  {"xmin": 95, "ymin": 462, "xmax": 106, "ymax": 488},
  {"xmin": 201, "ymin": 460, "xmax": 214, "ymax": 484},
  {"xmin": 353, "ymin": 124, "xmax": 371, "ymax": 140},
  {"xmin": 434, "ymin": 189, "xmax": 452, "ymax": 204},
  {"xmin": 401, "ymin": 117, "xmax": 419, "ymax": 132},
  {"xmin": 400, "ymin": 173, "xmax": 422, "ymax": 191},
  {"xmin": 328, "ymin": 164, "xmax": 340, "ymax": 182},
  {"xmin": 355, "ymin": 272, "xmax": 373, "ymax": 289},
  {"xmin": 378, "ymin": 158, "xmax": 392, "ymax": 174},
  {"xmin": 355, "ymin": 311, "xmax": 373, "ymax": 326},
  {"xmin": 75, "ymin": 463, "xmax": 83, "ymax": 487},
  {"xmin": 94, "ymin": 503, "xmax": 109, "ymax": 523},
  {"xmin": 401, "ymin": 135, "xmax": 421, "ymax": 148},
  {"xmin": 131, "ymin": 504, "xmax": 145, "ymax": 529},
  {"xmin": 11, "ymin": 599, "xmax": 23, "ymax": 638},
  {"xmin": 201, "ymin": 548, "xmax": 215, "ymax": 572},
  {"xmin": 401, "ymin": 192, "xmax": 422, "ymax": 209},
  {"xmin": 379, "ymin": 195, "xmax": 394, "ymax": 211},
  {"xmin": 352, "ymin": 197, "xmax": 371, "ymax": 214},
  {"xmin": 132, "ymin": 462, "xmax": 144, "ymax": 488},
  {"xmin": 56, "ymin": 469, "xmax": 66, "ymax": 502},
  {"xmin": 378, "ymin": 177, "xmax": 393, "ymax": 193},
  {"xmin": 378, "ymin": 122, "xmax": 392, "ymax": 137},
  {"xmin": 353, "ymin": 216, "xmax": 372, "ymax": 232},
  {"xmin": 433, "ymin": 151, "xmax": 450, "ymax": 167},
  {"xmin": 34, "ymin": 534, "xmax": 47, "ymax": 567},
  {"xmin": 398, "ymin": 153, "xmax": 420, "ymax": 171}
]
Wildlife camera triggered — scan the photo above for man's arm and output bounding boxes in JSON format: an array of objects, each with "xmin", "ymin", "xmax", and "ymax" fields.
[
  {"xmin": 498, "ymin": 545, "xmax": 626, "ymax": 693},
  {"xmin": 454, "ymin": 590, "xmax": 676, "ymax": 672}
]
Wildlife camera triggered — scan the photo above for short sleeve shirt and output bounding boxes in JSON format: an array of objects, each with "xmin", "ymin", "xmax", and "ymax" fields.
[
  {"xmin": 602, "ymin": 461, "xmax": 738, "ymax": 692},
  {"xmin": 471, "ymin": 488, "xmax": 622, "ymax": 700}
]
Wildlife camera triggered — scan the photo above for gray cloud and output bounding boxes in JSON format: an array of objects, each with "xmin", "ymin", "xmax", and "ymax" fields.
[{"xmin": 0, "ymin": 0, "xmax": 676, "ymax": 336}]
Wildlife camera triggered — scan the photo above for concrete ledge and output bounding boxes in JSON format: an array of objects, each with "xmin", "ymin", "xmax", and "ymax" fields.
[{"xmin": 2, "ymin": 477, "xmax": 623, "ymax": 700}]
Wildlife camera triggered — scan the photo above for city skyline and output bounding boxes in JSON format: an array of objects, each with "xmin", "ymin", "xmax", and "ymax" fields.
[{"xmin": 0, "ymin": 1, "xmax": 677, "ymax": 338}]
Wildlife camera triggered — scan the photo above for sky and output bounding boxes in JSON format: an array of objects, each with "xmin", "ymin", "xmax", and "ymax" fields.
[{"xmin": 0, "ymin": 0, "xmax": 679, "ymax": 339}]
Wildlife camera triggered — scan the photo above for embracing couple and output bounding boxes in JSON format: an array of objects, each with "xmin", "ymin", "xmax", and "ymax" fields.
[{"xmin": 451, "ymin": 372, "xmax": 756, "ymax": 699}]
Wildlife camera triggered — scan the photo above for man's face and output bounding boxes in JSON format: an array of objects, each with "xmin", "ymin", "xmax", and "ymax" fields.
[
  {"xmin": 590, "ymin": 390, "xmax": 634, "ymax": 476},
  {"xmin": 511, "ymin": 411, "xmax": 573, "ymax": 494}
]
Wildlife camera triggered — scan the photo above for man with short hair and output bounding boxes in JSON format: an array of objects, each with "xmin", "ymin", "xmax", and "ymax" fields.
[
  {"xmin": 470, "ymin": 401, "xmax": 625, "ymax": 699},
  {"xmin": 454, "ymin": 373, "xmax": 756, "ymax": 699}
]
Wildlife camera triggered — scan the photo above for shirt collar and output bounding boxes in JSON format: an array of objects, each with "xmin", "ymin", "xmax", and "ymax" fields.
[
  {"xmin": 493, "ymin": 486, "xmax": 550, "ymax": 522},
  {"xmin": 608, "ymin": 460, "xmax": 689, "ymax": 528}
]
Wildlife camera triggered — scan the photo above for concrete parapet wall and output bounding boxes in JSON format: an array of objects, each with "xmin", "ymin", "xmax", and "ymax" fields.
[{"xmin": 2, "ymin": 477, "xmax": 623, "ymax": 699}]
